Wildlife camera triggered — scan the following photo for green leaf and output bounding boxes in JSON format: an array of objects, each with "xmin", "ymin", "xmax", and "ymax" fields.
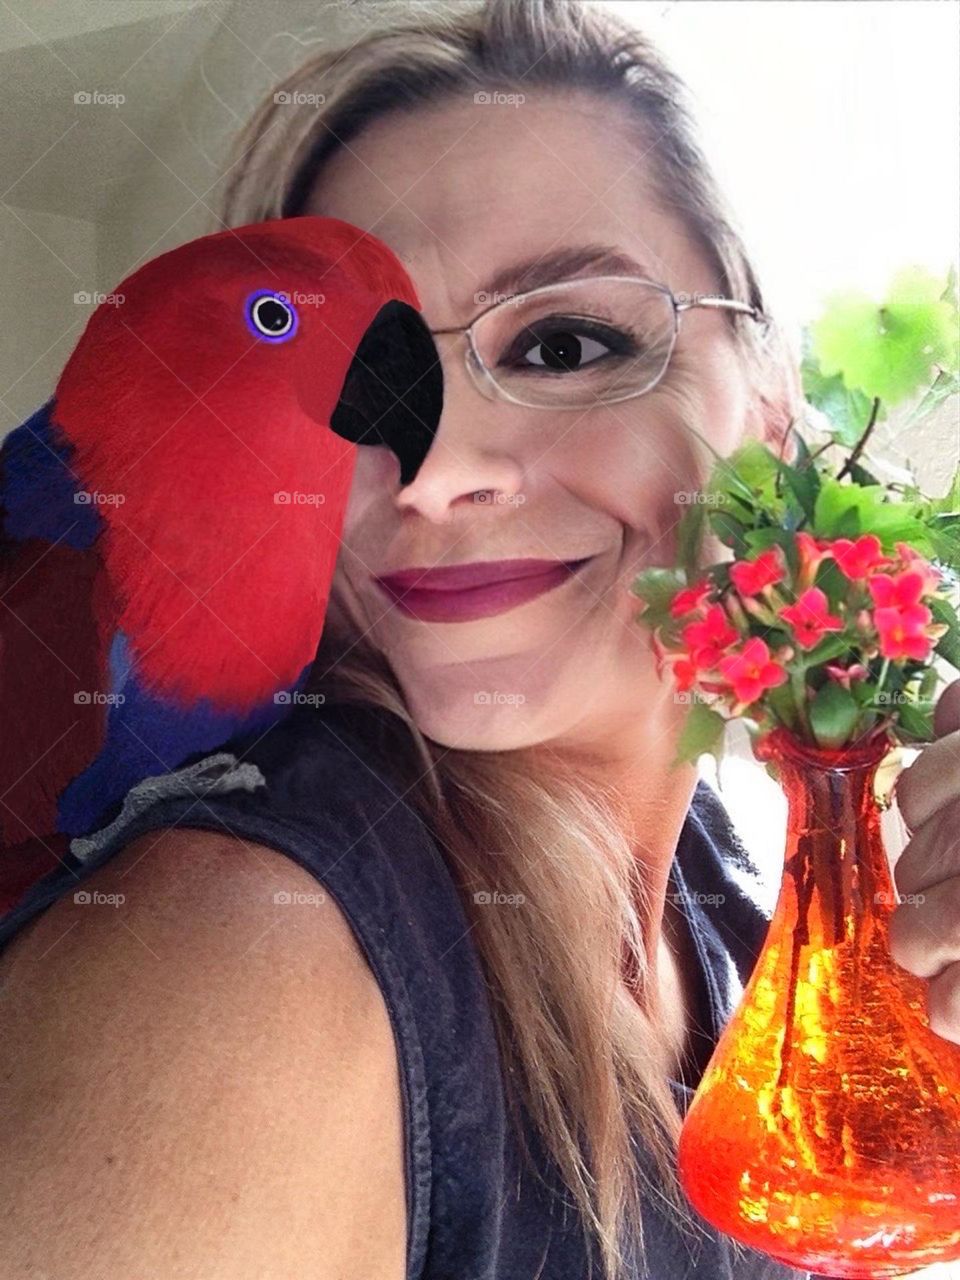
[
  {"xmin": 740, "ymin": 525, "xmax": 800, "ymax": 579},
  {"xmin": 630, "ymin": 566, "xmax": 688, "ymax": 625},
  {"xmin": 919, "ymin": 665, "xmax": 941, "ymax": 700},
  {"xmin": 895, "ymin": 699, "xmax": 936, "ymax": 743},
  {"xmin": 902, "ymin": 368, "xmax": 960, "ymax": 430},
  {"xmin": 802, "ymin": 632, "xmax": 855, "ymax": 666},
  {"xmin": 800, "ymin": 361, "xmax": 875, "ymax": 446},
  {"xmin": 809, "ymin": 681, "xmax": 861, "ymax": 749},
  {"xmin": 672, "ymin": 701, "xmax": 727, "ymax": 769},
  {"xmin": 765, "ymin": 681, "xmax": 800, "ymax": 731},
  {"xmin": 812, "ymin": 475, "xmax": 926, "ymax": 546},
  {"xmin": 811, "ymin": 266, "xmax": 959, "ymax": 406},
  {"xmin": 675, "ymin": 501, "xmax": 707, "ymax": 581},
  {"xmin": 708, "ymin": 509, "xmax": 751, "ymax": 556},
  {"xmin": 929, "ymin": 594, "xmax": 960, "ymax": 671}
]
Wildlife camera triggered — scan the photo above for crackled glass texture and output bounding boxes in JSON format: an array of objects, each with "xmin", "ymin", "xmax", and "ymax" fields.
[{"xmin": 678, "ymin": 726, "xmax": 960, "ymax": 1277}]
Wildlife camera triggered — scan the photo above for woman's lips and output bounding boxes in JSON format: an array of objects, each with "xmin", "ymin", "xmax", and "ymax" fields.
[{"xmin": 373, "ymin": 557, "xmax": 595, "ymax": 623}]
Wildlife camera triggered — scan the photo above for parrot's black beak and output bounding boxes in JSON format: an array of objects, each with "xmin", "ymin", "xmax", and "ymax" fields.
[{"xmin": 330, "ymin": 300, "xmax": 443, "ymax": 486}]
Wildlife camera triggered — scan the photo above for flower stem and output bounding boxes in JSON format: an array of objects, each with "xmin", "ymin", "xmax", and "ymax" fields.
[
  {"xmin": 874, "ymin": 656, "xmax": 891, "ymax": 701},
  {"xmin": 791, "ymin": 663, "xmax": 811, "ymax": 737}
]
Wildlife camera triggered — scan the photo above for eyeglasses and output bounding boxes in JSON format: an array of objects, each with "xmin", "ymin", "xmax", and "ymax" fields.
[{"xmin": 428, "ymin": 274, "xmax": 769, "ymax": 410}]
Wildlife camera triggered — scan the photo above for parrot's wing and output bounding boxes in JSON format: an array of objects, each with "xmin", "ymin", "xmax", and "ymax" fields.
[
  {"xmin": 0, "ymin": 399, "xmax": 114, "ymax": 849},
  {"xmin": 54, "ymin": 632, "xmax": 308, "ymax": 839}
]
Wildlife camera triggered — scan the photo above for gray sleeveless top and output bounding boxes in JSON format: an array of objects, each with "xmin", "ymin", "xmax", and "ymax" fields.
[{"xmin": 0, "ymin": 703, "xmax": 811, "ymax": 1280}]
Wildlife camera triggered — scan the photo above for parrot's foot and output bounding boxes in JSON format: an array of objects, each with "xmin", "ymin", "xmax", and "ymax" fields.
[{"xmin": 68, "ymin": 752, "xmax": 267, "ymax": 864}]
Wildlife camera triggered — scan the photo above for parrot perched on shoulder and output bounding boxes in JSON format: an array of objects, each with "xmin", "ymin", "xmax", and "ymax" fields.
[{"xmin": 0, "ymin": 215, "xmax": 442, "ymax": 913}]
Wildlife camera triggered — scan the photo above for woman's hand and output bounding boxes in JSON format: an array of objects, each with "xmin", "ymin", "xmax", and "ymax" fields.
[{"xmin": 888, "ymin": 677, "xmax": 960, "ymax": 1044}]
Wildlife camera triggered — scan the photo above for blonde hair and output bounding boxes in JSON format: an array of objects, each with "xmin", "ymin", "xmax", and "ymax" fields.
[{"xmin": 215, "ymin": 2, "xmax": 789, "ymax": 1274}]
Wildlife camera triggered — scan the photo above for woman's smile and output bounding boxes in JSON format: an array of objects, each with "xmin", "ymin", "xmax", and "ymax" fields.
[{"xmin": 373, "ymin": 554, "xmax": 598, "ymax": 622}]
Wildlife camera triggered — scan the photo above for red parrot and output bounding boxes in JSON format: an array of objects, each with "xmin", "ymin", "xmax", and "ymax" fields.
[{"xmin": 0, "ymin": 215, "xmax": 442, "ymax": 913}]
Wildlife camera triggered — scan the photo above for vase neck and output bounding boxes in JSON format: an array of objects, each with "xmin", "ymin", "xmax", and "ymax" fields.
[{"xmin": 767, "ymin": 731, "xmax": 893, "ymax": 951}]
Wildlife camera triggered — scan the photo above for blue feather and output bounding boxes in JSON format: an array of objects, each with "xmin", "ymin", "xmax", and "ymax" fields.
[
  {"xmin": 0, "ymin": 398, "xmax": 101, "ymax": 549},
  {"xmin": 56, "ymin": 648, "xmax": 315, "ymax": 836}
]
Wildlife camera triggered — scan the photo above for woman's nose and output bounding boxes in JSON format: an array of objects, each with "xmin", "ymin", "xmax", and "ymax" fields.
[{"xmin": 395, "ymin": 331, "xmax": 525, "ymax": 523}]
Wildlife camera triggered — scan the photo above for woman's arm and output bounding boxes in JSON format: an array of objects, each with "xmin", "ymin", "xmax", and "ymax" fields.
[{"xmin": 0, "ymin": 828, "xmax": 407, "ymax": 1279}]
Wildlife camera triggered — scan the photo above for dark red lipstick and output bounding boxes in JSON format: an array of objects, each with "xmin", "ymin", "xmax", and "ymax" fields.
[{"xmin": 373, "ymin": 557, "xmax": 593, "ymax": 622}]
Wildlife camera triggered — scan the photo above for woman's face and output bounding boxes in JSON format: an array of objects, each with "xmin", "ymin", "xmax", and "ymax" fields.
[{"xmin": 305, "ymin": 90, "xmax": 787, "ymax": 755}]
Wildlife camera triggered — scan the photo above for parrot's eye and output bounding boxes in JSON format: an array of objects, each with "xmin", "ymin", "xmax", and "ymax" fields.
[{"xmin": 246, "ymin": 290, "xmax": 298, "ymax": 342}]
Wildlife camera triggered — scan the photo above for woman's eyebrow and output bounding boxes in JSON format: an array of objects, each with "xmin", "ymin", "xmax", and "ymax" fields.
[{"xmin": 478, "ymin": 244, "xmax": 656, "ymax": 299}]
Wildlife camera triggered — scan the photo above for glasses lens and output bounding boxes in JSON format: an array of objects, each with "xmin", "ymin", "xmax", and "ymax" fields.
[{"xmin": 471, "ymin": 278, "xmax": 676, "ymax": 408}]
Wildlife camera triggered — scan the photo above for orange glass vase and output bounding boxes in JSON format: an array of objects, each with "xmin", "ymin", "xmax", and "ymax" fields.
[{"xmin": 677, "ymin": 724, "xmax": 960, "ymax": 1277}]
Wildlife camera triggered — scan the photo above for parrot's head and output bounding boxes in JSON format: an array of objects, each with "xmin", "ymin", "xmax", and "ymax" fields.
[{"xmin": 55, "ymin": 215, "xmax": 444, "ymax": 488}]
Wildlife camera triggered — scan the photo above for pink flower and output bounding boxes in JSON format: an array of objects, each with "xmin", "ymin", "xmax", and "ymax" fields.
[
  {"xmin": 868, "ymin": 569, "xmax": 927, "ymax": 610},
  {"xmin": 778, "ymin": 587, "xmax": 845, "ymax": 650},
  {"xmin": 669, "ymin": 578, "xmax": 713, "ymax": 618},
  {"xmin": 681, "ymin": 604, "xmax": 739, "ymax": 670},
  {"xmin": 796, "ymin": 531, "xmax": 834, "ymax": 587},
  {"xmin": 830, "ymin": 534, "xmax": 893, "ymax": 580},
  {"xmin": 729, "ymin": 547, "xmax": 785, "ymax": 597},
  {"xmin": 670, "ymin": 655, "xmax": 699, "ymax": 693},
  {"xmin": 718, "ymin": 637, "xmax": 789, "ymax": 705},
  {"xmin": 824, "ymin": 660, "xmax": 870, "ymax": 689},
  {"xmin": 874, "ymin": 603, "xmax": 934, "ymax": 661},
  {"xmin": 894, "ymin": 543, "xmax": 942, "ymax": 596}
]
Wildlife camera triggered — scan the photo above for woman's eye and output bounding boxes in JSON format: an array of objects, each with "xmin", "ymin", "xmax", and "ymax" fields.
[
  {"xmin": 246, "ymin": 290, "xmax": 298, "ymax": 342},
  {"xmin": 504, "ymin": 322, "xmax": 633, "ymax": 373}
]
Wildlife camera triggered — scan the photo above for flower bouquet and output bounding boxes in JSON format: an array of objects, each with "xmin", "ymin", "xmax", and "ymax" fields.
[{"xmin": 632, "ymin": 265, "xmax": 960, "ymax": 1276}]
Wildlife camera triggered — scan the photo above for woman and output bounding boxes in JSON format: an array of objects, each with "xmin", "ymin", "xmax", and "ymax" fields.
[{"xmin": 2, "ymin": 3, "xmax": 957, "ymax": 1278}]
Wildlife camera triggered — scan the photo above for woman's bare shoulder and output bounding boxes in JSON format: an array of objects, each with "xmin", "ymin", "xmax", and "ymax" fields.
[{"xmin": 0, "ymin": 827, "xmax": 407, "ymax": 1280}]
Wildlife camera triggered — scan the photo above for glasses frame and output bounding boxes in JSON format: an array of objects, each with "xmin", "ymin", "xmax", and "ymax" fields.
[{"xmin": 428, "ymin": 274, "xmax": 770, "ymax": 410}]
